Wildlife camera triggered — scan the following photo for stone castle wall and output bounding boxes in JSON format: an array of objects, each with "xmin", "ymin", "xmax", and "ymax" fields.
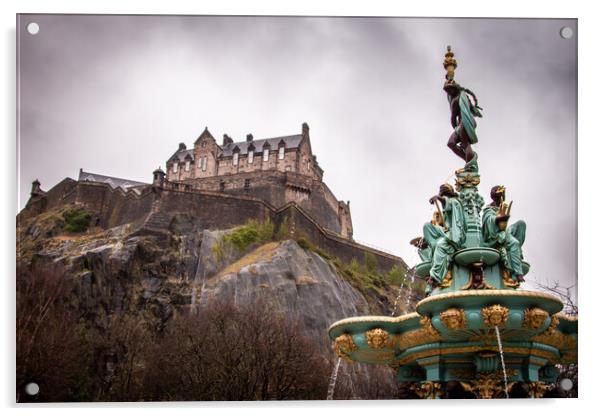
[
  {"xmin": 176, "ymin": 169, "xmax": 350, "ymax": 237},
  {"xmin": 20, "ymin": 179, "xmax": 404, "ymax": 273}
]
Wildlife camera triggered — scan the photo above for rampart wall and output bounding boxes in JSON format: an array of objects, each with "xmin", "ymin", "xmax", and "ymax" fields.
[{"xmin": 19, "ymin": 179, "xmax": 406, "ymax": 274}]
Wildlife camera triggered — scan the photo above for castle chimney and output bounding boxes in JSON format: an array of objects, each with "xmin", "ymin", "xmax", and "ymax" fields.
[
  {"xmin": 246, "ymin": 134, "xmax": 253, "ymax": 142},
  {"xmin": 223, "ymin": 134, "xmax": 233, "ymax": 146},
  {"xmin": 302, "ymin": 122, "xmax": 309, "ymax": 137},
  {"xmin": 178, "ymin": 142, "xmax": 186, "ymax": 151}
]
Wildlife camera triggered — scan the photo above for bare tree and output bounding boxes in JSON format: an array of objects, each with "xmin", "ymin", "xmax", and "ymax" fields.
[
  {"xmin": 143, "ymin": 299, "xmax": 330, "ymax": 401},
  {"xmin": 16, "ymin": 264, "xmax": 88, "ymax": 402},
  {"xmin": 534, "ymin": 279, "xmax": 578, "ymax": 398}
]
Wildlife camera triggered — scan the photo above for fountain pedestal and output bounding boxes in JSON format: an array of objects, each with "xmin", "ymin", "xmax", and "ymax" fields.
[
  {"xmin": 328, "ymin": 46, "xmax": 577, "ymax": 399},
  {"xmin": 328, "ymin": 157, "xmax": 577, "ymax": 399}
]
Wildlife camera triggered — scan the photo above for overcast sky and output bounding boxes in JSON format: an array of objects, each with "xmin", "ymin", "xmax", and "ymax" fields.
[{"xmin": 17, "ymin": 15, "xmax": 577, "ymax": 295}]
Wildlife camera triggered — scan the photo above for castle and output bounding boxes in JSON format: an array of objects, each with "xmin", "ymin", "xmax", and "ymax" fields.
[
  {"xmin": 22, "ymin": 123, "xmax": 404, "ymax": 272},
  {"xmin": 162, "ymin": 123, "xmax": 353, "ymax": 238}
]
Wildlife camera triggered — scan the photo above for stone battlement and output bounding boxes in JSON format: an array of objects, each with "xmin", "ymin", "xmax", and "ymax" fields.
[{"xmin": 19, "ymin": 177, "xmax": 405, "ymax": 274}]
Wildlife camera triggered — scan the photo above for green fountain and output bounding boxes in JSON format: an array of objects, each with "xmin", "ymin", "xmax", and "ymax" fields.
[{"xmin": 328, "ymin": 46, "xmax": 578, "ymax": 399}]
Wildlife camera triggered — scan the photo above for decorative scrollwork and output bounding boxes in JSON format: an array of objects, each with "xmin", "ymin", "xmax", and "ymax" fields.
[
  {"xmin": 411, "ymin": 381, "xmax": 443, "ymax": 399},
  {"xmin": 332, "ymin": 333, "xmax": 357, "ymax": 358},
  {"xmin": 420, "ymin": 316, "xmax": 440, "ymax": 337},
  {"xmin": 527, "ymin": 381, "xmax": 553, "ymax": 398},
  {"xmin": 397, "ymin": 317, "xmax": 441, "ymax": 352},
  {"xmin": 459, "ymin": 371, "xmax": 517, "ymax": 399}
]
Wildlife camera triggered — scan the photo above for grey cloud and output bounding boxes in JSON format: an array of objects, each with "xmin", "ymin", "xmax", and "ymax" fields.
[{"xmin": 17, "ymin": 15, "xmax": 577, "ymax": 297}]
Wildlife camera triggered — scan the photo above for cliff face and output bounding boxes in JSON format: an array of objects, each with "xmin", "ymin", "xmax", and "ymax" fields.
[
  {"xmin": 18, "ymin": 208, "xmax": 377, "ymax": 334},
  {"xmin": 17, "ymin": 206, "xmax": 413, "ymax": 399}
]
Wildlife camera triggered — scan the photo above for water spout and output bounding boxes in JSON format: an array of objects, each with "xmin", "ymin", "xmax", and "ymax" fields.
[
  {"xmin": 326, "ymin": 357, "xmax": 342, "ymax": 400},
  {"xmin": 494, "ymin": 325, "xmax": 510, "ymax": 399},
  {"xmin": 391, "ymin": 275, "xmax": 406, "ymax": 316}
]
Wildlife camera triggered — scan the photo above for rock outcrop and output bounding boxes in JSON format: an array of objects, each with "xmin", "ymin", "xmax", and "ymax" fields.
[{"xmin": 17, "ymin": 207, "xmax": 413, "ymax": 398}]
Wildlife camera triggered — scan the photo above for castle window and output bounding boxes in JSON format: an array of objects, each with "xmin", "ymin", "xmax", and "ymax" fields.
[
  {"xmin": 263, "ymin": 148, "xmax": 269, "ymax": 162},
  {"xmin": 278, "ymin": 146, "xmax": 285, "ymax": 160},
  {"xmin": 219, "ymin": 181, "xmax": 225, "ymax": 191},
  {"xmin": 185, "ymin": 160, "xmax": 190, "ymax": 171},
  {"xmin": 244, "ymin": 179, "xmax": 251, "ymax": 190},
  {"xmin": 172, "ymin": 163, "xmax": 178, "ymax": 173},
  {"xmin": 248, "ymin": 151, "xmax": 254, "ymax": 164},
  {"xmin": 201, "ymin": 156, "xmax": 207, "ymax": 171},
  {"xmin": 233, "ymin": 152, "xmax": 239, "ymax": 166}
]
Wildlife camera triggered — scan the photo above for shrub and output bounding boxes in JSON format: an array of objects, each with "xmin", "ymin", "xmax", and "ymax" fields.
[
  {"xmin": 276, "ymin": 218, "xmax": 290, "ymax": 240},
  {"xmin": 295, "ymin": 235, "xmax": 332, "ymax": 260},
  {"xmin": 386, "ymin": 264, "xmax": 407, "ymax": 286},
  {"xmin": 364, "ymin": 252, "xmax": 377, "ymax": 273},
  {"xmin": 63, "ymin": 209, "xmax": 92, "ymax": 233},
  {"xmin": 296, "ymin": 236, "xmax": 313, "ymax": 251},
  {"xmin": 223, "ymin": 219, "xmax": 275, "ymax": 253}
]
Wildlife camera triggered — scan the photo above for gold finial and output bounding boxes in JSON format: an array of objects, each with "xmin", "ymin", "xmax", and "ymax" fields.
[{"xmin": 443, "ymin": 45, "xmax": 457, "ymax": 83}]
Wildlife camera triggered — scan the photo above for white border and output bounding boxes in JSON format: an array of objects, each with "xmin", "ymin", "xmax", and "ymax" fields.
[{"xmin": 2, "ymin": 1, "xmax": 599, "ymax": 415}]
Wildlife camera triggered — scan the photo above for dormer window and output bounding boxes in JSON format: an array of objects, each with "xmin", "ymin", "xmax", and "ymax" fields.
[
  {"xmin": 278, "ymin": 146, "xmax": 285, "ymax": 160},
  {"xmin": 172, "ymin": 162, "xmax": 178, "ymax": 173},
  {"xmin": 263, "ymin": 148, "xmax": 269, "ymax": 162},
  {"xmin": 233, "ymin": 152, "xmax": 239, "ymax": 166},
  {"xmin": 185, "ymin": 160, "xmax": 191, "ymax": 171},
  {"xmin": 248, "ymin": 150, "xmax": 254, "ymax": 164}
]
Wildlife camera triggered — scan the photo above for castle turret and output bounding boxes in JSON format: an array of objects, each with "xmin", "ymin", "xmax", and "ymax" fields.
[
  {"xmin": 31, "ymin": 179, "xmax": 42, "ymax": 196},
  {"xmin": 152, "ymin": 167, "xmax": 166, "ymax": 188}
]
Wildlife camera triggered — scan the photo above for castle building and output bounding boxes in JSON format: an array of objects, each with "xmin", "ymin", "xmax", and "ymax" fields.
[
  {"xmin": 21, "ymin": 123, "xmax": 405, "ymax": 273},
  {"xmin": 164, "ymin": 123, "xmax": 353, "ymax": 238}
]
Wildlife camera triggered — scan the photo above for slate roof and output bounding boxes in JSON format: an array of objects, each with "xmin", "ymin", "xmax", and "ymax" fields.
[
  {"xmin": 78, "ymin": 170, "xmax": 148, "ymax": 191},
  {"xmin": 167, "ymin": 134, "xmax": 303, "ymax": 162},
  {"xmin": 168, "ymin": 149, "xmax": 195, "ymax": 163},
  {"xmin": 220, "ymin": 134, "xmax": 303, "ymax": 157}
]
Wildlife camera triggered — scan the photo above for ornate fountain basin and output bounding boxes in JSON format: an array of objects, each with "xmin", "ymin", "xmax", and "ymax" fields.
[
  {"xmin": 328, "ymin": 289, "xmax": 577, "ymax": 385},
  {"xmin": 453, "ymin": 247, "xmax": 500, "ymax": 266}
]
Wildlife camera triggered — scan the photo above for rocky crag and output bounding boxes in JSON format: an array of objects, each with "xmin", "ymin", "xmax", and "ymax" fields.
[{"xmin": 17, "ymin": 205, "xmax": 422, "ymax": 399}]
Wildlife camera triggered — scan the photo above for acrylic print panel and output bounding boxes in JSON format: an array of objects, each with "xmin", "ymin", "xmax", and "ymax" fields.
[{"xmin": 16, "ymin": 15, "xmax": 577, "ymax": 402}]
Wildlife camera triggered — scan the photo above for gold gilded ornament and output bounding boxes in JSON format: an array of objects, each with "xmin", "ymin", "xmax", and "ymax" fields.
[
  {"xmin": 523, "ymin": 307, "xmax": 549, "ymax": 330},
  {"xmin": 332, "ymin": 333, "xmax": 357, "ymax": 357},
  {"xmin": 527, "ymin": 382, "xmax": 553, "ymax": 398},
  {"xmin": 440, "ymin": 308, "xmax": 467, "ymax": 330},
  {"xmin": 481, "ymin": 304, "xmax": 509, "ymax": 327},
  {"xmin": 460, "ymin": 371, "xmax": 517, "ymax": 399},
  {"xmin": 365, "ymin": 328, "xmax": 389, "ymax": 349},
  {"xmin": 411, "ymin": 381, "xmax": 443, "ymax": 399},
  {"xmin": 501, "ymin": 267, "xmax": 520, "ymax": 288},
  {"xmin": 397, "ymin": 317, "xmax": 441, "ymax": 352},
  {"xmin": 439, "ymin": 269, "xmax": 453, "ymax": 288}
]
